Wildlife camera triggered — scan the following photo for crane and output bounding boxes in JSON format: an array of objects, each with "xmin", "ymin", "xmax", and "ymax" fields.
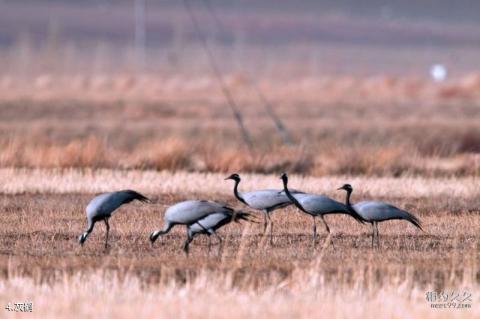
[
  {"xmin": 78, "ymin": 190, "xmax": 149, "ymax": 249},
  {"xmin": 225, "ymin": 173, "xmax": 301, "ymax": 244},
  {"xmin": 280, "ymin": 173, "xmax": 365, "ymax": 247},
  {"xmin": 149, "ymin": 200, "xmax": 246, "ymax": 254},
  {"xmin": 337, "ymin": 184, "xmax": 422, "ymax": 248}
]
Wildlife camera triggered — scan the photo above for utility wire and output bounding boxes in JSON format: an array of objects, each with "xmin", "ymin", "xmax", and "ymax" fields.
[
  {"xmin": 201, "ymin": 0, "xmax": 293, "ymax": 145},
  {"xmin": 183, "ymin": 0, "xmax": 254, "ymax": 152}
]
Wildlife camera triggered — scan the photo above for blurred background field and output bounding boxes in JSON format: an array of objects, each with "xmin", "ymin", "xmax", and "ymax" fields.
[
  {"xmin": 0, "ymin": 1, "xmax": 480, "ymax": 318},
  {"xmin": 1, "ymin": 1, "xmax": 480, "ymax": 177}
]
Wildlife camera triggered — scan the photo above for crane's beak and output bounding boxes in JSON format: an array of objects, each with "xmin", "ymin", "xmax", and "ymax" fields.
[{"xmin": 337, "ymin": 187, "xmax": 343, "ymax": 190}]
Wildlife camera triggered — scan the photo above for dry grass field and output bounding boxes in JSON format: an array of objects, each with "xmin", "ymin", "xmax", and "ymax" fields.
[
  {"xmin": 0, "ymin": 73, "xmax": 479, "ymax": 318},
  {"xmin": 0, "ymin": 73, "xmax": 478, "ymax": 318},
  {"xmin": 0, "ymin": 169, "xmax": 479, "ymax": 318},
  {"xmin": 1, "ymin": 2, "xmax": 479, "ymax": 317}
]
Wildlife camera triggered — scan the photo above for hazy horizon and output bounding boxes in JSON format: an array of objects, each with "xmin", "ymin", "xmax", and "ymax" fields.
[{"xmin": 1, "ymin": 1, "xmax": 479, "ymax": 76}]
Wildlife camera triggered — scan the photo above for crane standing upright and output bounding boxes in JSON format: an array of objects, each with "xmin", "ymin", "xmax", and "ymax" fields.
[
  {"xmin": 280, "ymin": 173, "xmax": 365, "ymax": 248},
  {"xmin": 225, "ymin": 173, "xmax": 302, "ymax": 244}
]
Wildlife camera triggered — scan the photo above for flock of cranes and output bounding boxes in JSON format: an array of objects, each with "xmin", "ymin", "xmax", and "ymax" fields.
[{"xmin": 78, "ymin": 173, "xmax": 423, "ymax": 254}]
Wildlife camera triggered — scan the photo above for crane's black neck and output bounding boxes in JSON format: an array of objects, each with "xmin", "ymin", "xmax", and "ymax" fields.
[
  {"xmin": 345, "ymin": 189, "xmax": 352, "ymax": 207},
  {"xmin": 232, "ymin": 178, "xmax": 248, "ymax": 205},
  {"xmin": 282, "ymin": 178, "xmax": 309, "ymax": 214},
  {"xmin": 343, "ymin": 188, "xmax": 364, "ymax": 222}
]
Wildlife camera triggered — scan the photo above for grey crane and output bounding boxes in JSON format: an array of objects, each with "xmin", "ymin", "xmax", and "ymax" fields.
[
  {"xmin": 78, "ymin": 190, "xmax": 149, "ymax": 249},
  {"xmin": 184, "ymin": 210, "xmax": 256, "ymax": 254},
  {"xmin": 337, "ymin": 184, "xmax": 423, "ymax": 248},
  {"xmin": 280, "ymin": 173, "xmax": 365, "ymax": 247},
  {"xmin": 225, "ymin": 173, "xmax": 302, "ymax": 244},
  {"xmin": 149, "ymin": 200, "xmax": 247, "ymax": 254}
]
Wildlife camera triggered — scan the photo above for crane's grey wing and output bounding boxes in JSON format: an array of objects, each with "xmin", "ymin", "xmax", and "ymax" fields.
[
  {"xmin": 86, "ymin": 193, "xmax": 112, "ymax": 219},
  {"xmin": 165, "ymin": 200, "xmax": 233, "ymax": 224},
  {"xmin": 353, "ymin": 201, "xmax": 398, "ymax": 221},
  {"xmin": 353, "ymin": 201, "xmax": 421, "ymax": 229},
  {"xmin": 188, "ymin": 212, "xmax": 230, "ymax": 234},
  {"xmin": 296, "ymin": 194, "xmax": 349, "ymax": 214},
  {"xmin": 242, "ymin": 190, "xmax": 291, "ymax": 210},
  {"xmin": 88, "ymin": 190, "xmax": 149, "ymax": 218},
  {"xmin": 189, "ymin": 210, "xmax": 256, "ymax": 236}
]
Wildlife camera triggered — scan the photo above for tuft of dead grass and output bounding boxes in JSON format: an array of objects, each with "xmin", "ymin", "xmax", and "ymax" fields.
[
  {"xmin": 125, "ymin": 138, "xmax": 193, "ymax": 171},
  {"xmin": 200, "ymin": 145, "xmax": 313, "ymax": 174},
  {"xmin": 0, "ymin": 135, "xmax": 108, "ymax": 168}
]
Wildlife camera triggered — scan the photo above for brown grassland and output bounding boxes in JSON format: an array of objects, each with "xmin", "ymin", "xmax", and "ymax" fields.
[
  {"xmin": 0, "ymin": 73, "xmax": 479, "ymax": 318},
  {"xmin": 0, "ymin": 169, "xmax": 479, "ymax": 318},
  {"xmin": 1, "ymin": 73, "xmax": 480, "ymax": 177},
  {"xmin": 2, "ymin": 2, "xmax": 480, "ymax": 317}
]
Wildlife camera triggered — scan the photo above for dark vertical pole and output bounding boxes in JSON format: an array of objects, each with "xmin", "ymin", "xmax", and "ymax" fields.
[
  {"xmin": 201, "ymin": 0, "xmax": 293, "ymax": 145},
  {"xmin": 183, "ymin": 0, "xmax": 254, "ymax": 152}
]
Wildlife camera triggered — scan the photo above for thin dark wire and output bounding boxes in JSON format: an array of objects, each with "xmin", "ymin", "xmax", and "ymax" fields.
[
  {"xmin": 183, "ymin": 0, "xmax": 254, "ymax": 152},
  {"xmin": 201, "ymin": 0, "xmax": 293, "ymax": 145},
  {"xmin": 202, "ymin": 0, "xmax": 223, "ymax": 31}
]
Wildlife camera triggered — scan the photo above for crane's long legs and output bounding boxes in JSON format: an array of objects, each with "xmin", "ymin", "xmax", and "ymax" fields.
[
  {"xmin": 266, "ymin": 212, "xmax": 273, "ymax": 245},
  {"xmin": 207, "ymin": 236, "xmax": 212, "ymax": 255},
  {"xmin": 104, "ymin": 218, "xmax": 110, "ymax": 250},
  {"xmin": 212, "ymin": 231, "xmax": 223, "ymax": 256},
  {"xmin": 262, "ymin": 210, "xmax": 273, "ymax": 246},
  {"xmin": 319, "ymin": 215, "xmax": 335, "ymax": 250},
  {"xmin": 312, "ymin": 216, "xmax": 317, "ymax": 246},
  {"xmin": 370, "ymin": 222, "xmax": 380, "ymax": 249},
  {"xmin": 263, "ymin": 211, "xmax": 268, "ymax": 234},
  {"xmin": 182, "ymin": 232, "xmax": 193, "ymax": 256},
  {"xmin": 371, "ymin": 222, "xmax": 375, "ymax": 248}
]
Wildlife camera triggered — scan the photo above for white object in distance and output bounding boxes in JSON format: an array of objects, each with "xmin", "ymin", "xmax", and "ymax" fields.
[{"xmin": 430, "ymin": 64, "xmax": 447, "ymax": 82}]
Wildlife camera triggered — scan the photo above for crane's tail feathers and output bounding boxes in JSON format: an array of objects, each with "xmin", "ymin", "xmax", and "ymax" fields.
[
  {"xmin": 232, "ymin": 211, "xmax": 259, "ymax": 224},
  {"xmin": 125, "ymin": 190, "xmax": 150, "ymax": 203},
  {"xmin": 404, "ymin": 212, "xmax": 423, "ymax": 231},
  {"xmin": 243, "ymin": 212, "xmax": 260, "ymax": 224}
]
